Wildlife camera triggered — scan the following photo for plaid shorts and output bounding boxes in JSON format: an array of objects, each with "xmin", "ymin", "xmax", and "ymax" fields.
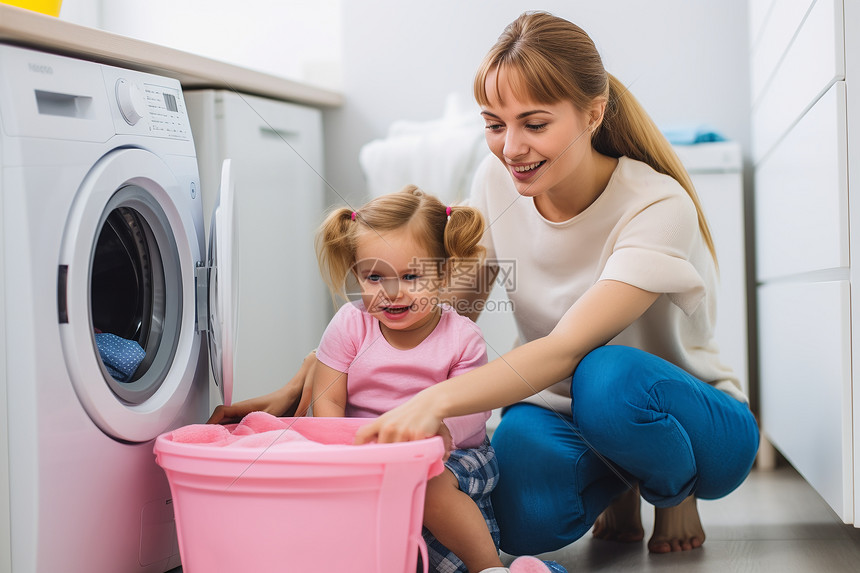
[{"xmin": 420, "ymin": 438, "xmax": 500, "ymax": 573}]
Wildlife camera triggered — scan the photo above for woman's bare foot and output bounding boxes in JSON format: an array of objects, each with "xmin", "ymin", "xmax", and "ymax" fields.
[
  {"xmin": 592, "ymin": 484, "xmax": 644, "ymax": 543},
  {"xmin": 648, "ymin": 495, "xmax": 705, "ymax": 553}
]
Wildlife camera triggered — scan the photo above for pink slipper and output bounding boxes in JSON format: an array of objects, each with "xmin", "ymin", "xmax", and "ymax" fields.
[{"xmin": 509, "ymin": 556, "xmax": 568, "ymax": 573}]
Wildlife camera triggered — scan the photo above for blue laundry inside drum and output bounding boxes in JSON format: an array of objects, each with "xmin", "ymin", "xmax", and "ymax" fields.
[{"xmin": 95, "ymin": 332, "xmax": 146, "ymax": 382}]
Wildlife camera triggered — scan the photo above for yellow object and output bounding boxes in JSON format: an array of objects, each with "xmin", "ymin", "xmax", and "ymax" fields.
[{"xmin": 1, "ymin": 0, "xmax": 62, "ymax": 17}]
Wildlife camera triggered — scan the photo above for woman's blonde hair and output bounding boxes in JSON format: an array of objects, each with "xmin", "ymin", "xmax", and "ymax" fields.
[
  {"xmin": 474, "ymin": 11, "xmax": 717, "ymax": 264},
  {"xmin": 315, "ymin": 185, "xmax": 485, "ymax": 304}
]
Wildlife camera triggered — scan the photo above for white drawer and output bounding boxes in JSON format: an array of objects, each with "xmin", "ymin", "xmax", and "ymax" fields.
[
  {"xmin": 758, "ymin": 279, "xmax": 852, "ymax": 521},
  {"xmin": 755, "ymin": 82, "xmax": 848, "ymax": 281},
  {"xmin": 750, "ymin": 0, "xmax": 814, "ymax": 104},
  {"xmin": 752, "ymin": 0, "xmax": 844, "ymax": 162}
]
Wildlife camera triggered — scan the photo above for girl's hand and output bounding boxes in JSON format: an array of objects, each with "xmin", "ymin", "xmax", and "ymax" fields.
[
  {"xmin": 206, "ymin": 392, "xmax": 292, "ymax": 424},
  {"xmin": 436, "ymin": 422, "xmax": 453, "ymax": 459},
  {"xmin": 206, "ymin": 351, "xmax": 316, "ymax": 424},
  {"xmin": 354, "ymin": 389, "xmax": 445, "ymax": 445}
]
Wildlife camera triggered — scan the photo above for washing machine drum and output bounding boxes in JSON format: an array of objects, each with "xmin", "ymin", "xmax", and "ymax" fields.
[
  {"xmin": 90, "ymin": 204, "xmax": 176, "ymax": 399},
  {"xmin": 58, "ymin": 149, "xmax": 231, "ymax": 443}
]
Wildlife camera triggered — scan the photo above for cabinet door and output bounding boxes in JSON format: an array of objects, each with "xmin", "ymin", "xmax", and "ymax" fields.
[
  {"xmin": 218, "ymin": 91, "xmax": 328, "ymax": 403},
  {"xmin": 750, "ymin": 0, "xmax": 814, "ymax": 104},
  {"xmin": 758, "ymin": 280, "xmax": 852, "ymax": 522},
  {"xmin": 752, "ymin": 0, "xmax": 844, "ymax": 161},
  {"xmin": 755, "ymin": 82, "xmax": 848, "ymax": 282}
]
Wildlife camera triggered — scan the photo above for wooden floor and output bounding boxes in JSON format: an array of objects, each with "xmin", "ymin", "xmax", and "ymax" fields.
[{"xmin": 506, "ymin": 464, "xmax": 860, "ymax": 572}]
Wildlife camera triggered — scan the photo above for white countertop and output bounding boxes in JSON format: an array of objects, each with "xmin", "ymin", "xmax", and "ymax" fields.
[{"xmin": 0, "ymin": 5, "xmax": 343, "ymax": 108}]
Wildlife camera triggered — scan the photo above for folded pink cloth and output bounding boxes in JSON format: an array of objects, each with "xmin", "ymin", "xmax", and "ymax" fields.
[
  {"xmin": 170, "ymin": 412, "xmax": 323, "ymax": 450},
  {"xmin": 170, "ymin": 423, "xmax": 232, "ymax": 445},
  {"xmin": 232, "ymin": 411, "xmax": 299, "ymax": 435},
  {"xmin": 229, "ymin": 430, "xmax": 317, "ymax": 449}
]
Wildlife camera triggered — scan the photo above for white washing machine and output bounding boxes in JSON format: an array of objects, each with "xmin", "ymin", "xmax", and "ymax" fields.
[{"xmin": 0, "ymin": 45, "xmax": 236, "ymax": 572}]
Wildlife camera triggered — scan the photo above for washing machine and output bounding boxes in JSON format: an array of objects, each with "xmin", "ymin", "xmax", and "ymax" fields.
[{"xmin": 0, "ymin": 45, "xmax": 236, "ymax": 572}]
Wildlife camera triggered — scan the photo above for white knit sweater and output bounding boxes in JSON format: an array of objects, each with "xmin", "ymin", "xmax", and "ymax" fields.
[{"xmin": 469, "ymin": 153, "xmax": 747, "ymax": 415}]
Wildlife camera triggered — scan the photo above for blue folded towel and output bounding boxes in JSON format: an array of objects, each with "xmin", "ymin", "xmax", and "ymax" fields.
[
  {"xmin": 95, "ymin": 332, "xmax": 146, "ymax": 382},
  {"xmin": 661, "ymin": 124, "xmax": 727, "ymax": 145}
]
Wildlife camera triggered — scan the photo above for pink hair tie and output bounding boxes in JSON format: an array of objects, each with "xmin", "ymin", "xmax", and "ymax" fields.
[
  {"xmin": 350, "ymin": 211, "xmax": 357, "ymax": 221},
  {"xmin": 445, "ymin": 206, "xmax": 452, "ymax": 219}
]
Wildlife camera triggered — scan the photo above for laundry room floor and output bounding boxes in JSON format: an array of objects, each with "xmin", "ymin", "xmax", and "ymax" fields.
[{"xmin": 166, "ymin": 462, "xmax": 860, "ymax": 572}]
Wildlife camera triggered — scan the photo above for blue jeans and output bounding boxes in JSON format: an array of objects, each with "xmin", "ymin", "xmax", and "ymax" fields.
[{"xmin": 490, "ymin": 345, "xmax": 759, "ymax": 555}]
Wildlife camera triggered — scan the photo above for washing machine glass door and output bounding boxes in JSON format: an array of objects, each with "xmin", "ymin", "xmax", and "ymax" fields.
[
  {"xmin": 207, "ymin": 159, "xmax": 236, "ymax": 407},
  {"xmin": 59, "ymin": 148, "xmax": 202, "ymax": 442},
  {"xmin": 90, "ymin": 204, "xmax": 178, "ymax": 396}
]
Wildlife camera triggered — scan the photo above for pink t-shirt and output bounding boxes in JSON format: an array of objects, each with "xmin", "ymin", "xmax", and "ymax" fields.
[{"xmin": 315, "ymin": 301, "xmax": 490, "ymax": 449}]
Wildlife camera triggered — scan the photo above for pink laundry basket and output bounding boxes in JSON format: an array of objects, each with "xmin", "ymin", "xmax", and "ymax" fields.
[{"xmin": 154, "ymin": 417, "xmax": 445, "ymax": 573}]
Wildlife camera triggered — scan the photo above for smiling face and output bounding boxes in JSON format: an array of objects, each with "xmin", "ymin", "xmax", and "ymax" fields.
[
  {"xmin": 481, "ymin": 66, "xmax": 600, "ymax": 202},
  {"xmin": 353, "ymin": 227, "xmax": 443, "ymax": 339}
]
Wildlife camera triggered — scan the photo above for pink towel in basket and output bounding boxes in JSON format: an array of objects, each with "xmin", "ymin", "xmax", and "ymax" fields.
[{"xmin": 170, "ymin": 412, "xmax": 324, "ymax": 450}]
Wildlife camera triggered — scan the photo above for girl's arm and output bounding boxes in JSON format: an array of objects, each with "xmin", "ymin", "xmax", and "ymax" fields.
[
  {"xmin": 311, "ymin": 359, "xmax": 348, "ymax": 418},
  {"xmin": 207, "ymin": 350, "xmax": 316, "ymax": 423},
  {"xmin": 355, "ymin": 279, "xmax": 659, "ymax": 443},
  {"xmin": 441, "ymin": 319, "xmax": 491, "ymax": 449}
]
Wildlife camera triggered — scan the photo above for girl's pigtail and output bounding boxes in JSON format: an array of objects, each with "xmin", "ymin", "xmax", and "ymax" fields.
[
  {"xmin": 315, "ymin": 207, "xmax": 357, "ymax": 307},
  {"xmin": 443, "ymin": 205, "xmax": 486, "ymax": 286},
  {"xmin": 444, "ymin": 206, "xmax": 485, "ymax": 260}
]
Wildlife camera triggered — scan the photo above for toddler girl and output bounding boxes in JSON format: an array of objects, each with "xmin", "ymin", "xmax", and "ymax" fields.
[{"xmin": 312, "ymin": 185, "xmax": 565, "ymax": 573}]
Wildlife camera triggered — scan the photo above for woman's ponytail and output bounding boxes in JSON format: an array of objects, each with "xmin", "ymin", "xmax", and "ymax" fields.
[{"xmin": 596, "ymin": 74, "xmax": 717, "ymax": 265}]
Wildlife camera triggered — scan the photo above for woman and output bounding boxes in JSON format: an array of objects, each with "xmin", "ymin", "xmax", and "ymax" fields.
[{"xmin": 212, "ymin": 10, "xmax": 759, "ymax": 560}]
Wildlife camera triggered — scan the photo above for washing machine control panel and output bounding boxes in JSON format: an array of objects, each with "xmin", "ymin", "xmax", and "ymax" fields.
[
  {"xmin": 0, "ymin": 46, "xmax": 193, "ymax": 146},
  {"xmin": 139, "ymin": 81, "xmax": 190, "ymax": 140},
  {"xmin": 103, "ymin": 67, "xmax": 192, "ymax": 141},
  {"xmin": 114, "ymin": 79, "xmax": 190, "ymax": 139}
]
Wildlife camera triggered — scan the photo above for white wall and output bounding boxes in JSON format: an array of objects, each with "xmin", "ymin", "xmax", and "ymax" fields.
[
  {"xmin": 325, "ymin": 0, "xmax": 752, "ymax": 208},
  {"xmin": 58, "ymin": 0, "xmax": 100, "ymax": 27},
  {"xmin": 61, "ymin": 0, "xmax": 342, "ymax": 91},
  {"xmin": 62, "ymin": 1, "xmax": 752, "ymax": 210}
]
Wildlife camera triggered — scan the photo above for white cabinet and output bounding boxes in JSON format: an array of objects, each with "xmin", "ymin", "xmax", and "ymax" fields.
[
  {"xmin": 750, "ymin": 0, "xmax": 843, "ymax": 161},
  {"xmin": 675, "ymin": 142, "xmax": 749, "ymax": 396},
  {"xmin": 185, "ymin": 90, "xmax": 329, "ymax": 409},
  {"xmin": 758, "ymin": 280, "xmax": 852, "ymax": 516},
  {"xmin": 754, "ymin": 83, "xmax": 849, "ymax": 281},
  {"xmin": 749, "ymin": 0, "xmax": 859, "ymax": 524}
]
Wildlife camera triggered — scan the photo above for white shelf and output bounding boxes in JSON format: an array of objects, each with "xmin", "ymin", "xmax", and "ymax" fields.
[{"xmin": 0, "ymin": 5, "xmax": 343, "ymax": 108}]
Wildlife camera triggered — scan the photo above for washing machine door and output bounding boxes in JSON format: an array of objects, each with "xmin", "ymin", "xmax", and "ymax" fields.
[
  {"xmin": 59, "ymin": 148, "xmax": 203, "ymax": 443},
  {"xmin": 206, "ymin": 159, "xmax": 236, "ymax": 407}
]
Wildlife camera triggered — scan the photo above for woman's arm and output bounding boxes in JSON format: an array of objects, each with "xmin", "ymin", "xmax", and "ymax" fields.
[
  {"xmin": 355, "ymin": 279, "xmax": 659, "ymax": 443},
  {"xmin": 311, "ymin": 359, "xmax": 348, "ymax": 417}
]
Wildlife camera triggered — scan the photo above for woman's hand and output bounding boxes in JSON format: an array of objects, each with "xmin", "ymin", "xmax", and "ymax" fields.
[
  {"xmin": 436, "ymin": 422, "xmax": 453, "ymax": 459},
  {"xmin": 354, "ymin": 388, "xmax": 446, "ymax": 445},
  {"xmin": 206, "ymin": 351, "xmax": 316, "ymax": 424}
]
